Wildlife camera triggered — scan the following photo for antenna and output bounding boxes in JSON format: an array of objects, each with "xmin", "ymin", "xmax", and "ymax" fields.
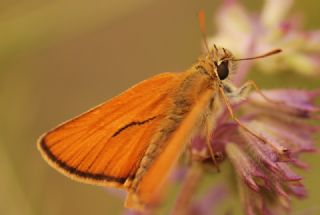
[
  {"xmin": 233, "ymin": 49, "xmax": 282, "ymax": 61},
  {"xmin": 198, "ymin": 10, "xmax": 210, "ymax": 52}
]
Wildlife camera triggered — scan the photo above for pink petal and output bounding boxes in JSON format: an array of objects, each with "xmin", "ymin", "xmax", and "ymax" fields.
[
  {"xmin": 249, "ymin": 89, "xmax": 320, "ymax": 117},
  {"xmin": 277, "ymin": 163, "xmax": 302, "ymax": 181},
  {"xmin": 288, "ymin": 182, "xmax": 307, "ymax": 198},
  {"xmin": 242, "ymin": 131, "xmax": 281, "ymax": 173},
  {"xmin": 261, "ymin": 0, "xmax": 294, "ymax": 28},
  {"xmin": 252, "ymin": 120, "xmax": 317, "ymax": 153},
  {"xmin": 274, "ymin": 182, "xmax": 289, "ymax": 198},
  {"xmin": 225, "ymin": 143, "xmax": 263, "ymax": 191}
]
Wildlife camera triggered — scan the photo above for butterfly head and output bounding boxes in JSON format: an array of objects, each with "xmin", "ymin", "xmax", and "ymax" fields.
[
  {"xmin": 211, "ymin": 45, "xmax": 235, "ymax": 81},
  {"xmin": 200, "ymin": 45, "xmax": 235, "ymax": 82}
]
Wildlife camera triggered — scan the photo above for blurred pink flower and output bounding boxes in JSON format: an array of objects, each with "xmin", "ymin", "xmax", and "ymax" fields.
[{"xmin": 208, "ymin": 0, "xmax": 320, "ymax": 76}]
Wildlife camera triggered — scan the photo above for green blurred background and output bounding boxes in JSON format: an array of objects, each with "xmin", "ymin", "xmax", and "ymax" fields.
[{"xmin": 0, "ymin": 0, "xmax": 319, "ymax": 214}]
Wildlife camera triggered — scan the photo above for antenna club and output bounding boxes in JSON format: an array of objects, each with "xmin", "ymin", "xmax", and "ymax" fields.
[{"xmin": 271, "ymin": 49, "xmax": 282, "ymax": 54}]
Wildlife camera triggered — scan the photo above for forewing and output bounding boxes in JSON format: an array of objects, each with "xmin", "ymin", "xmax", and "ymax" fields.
[
  {"xmin": 38, "ymin": 73, "xmax": 180, "ymax": 187},
  {"xmin": 125, "ymin": 89, "xmax": 216, "ymax": 207}
]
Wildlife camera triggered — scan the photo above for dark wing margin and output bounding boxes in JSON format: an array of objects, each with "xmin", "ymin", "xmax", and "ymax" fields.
[{"xmin": 39, "ymin": 137, "xmax": 127, "ymax": 183}]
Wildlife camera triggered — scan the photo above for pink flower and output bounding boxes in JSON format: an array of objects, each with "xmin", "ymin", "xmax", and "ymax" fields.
[
  {"xmin": 191, "ymin": 89, "xmax": 319, "ymax": 214},
  {"xmin": 208, "ymin": 0, "xmax": 320, "ymax": 76}
]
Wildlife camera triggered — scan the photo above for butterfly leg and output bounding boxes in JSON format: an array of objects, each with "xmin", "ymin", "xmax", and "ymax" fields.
[
  {"xmin": 204, "ymin": 121, "xmax": 221, "ymax": 172},
  {"xmin": 223, "ymin": 80, "xmax": 283, "ymax": 105},
  {"xmin": 218, "ymin": 86, "xmax": 265, "ymax": 141},
  {"xmin": 196, "ymin": 95, "xmax": 222, "ymax": 172},
  {"xmin": 218, "ymin": 83, "xmax": 287, "ymax": 153}
]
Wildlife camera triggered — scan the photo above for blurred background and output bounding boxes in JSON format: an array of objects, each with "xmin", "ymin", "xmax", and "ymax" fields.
[{"xmin": 0, "ymin": 0, "xmax": 319, "ymax": 214}]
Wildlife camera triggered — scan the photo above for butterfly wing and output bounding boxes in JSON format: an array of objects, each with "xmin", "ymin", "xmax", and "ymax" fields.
[
  {"xmin": 38, "ymin": 73, "xmax": 181, "ymax": 188},
  {"xmin": 126, "ymin": 89, "xmax": 216, "ymax": 208}
]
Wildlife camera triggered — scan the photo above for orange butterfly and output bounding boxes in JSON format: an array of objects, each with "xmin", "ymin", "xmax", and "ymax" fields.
[{"xmin": 37, "ymin": 12, "xmax": 281, "ymax": 211}]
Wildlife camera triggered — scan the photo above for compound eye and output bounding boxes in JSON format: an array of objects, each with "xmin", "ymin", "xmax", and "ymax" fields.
[{"xmin": 217, "ymin": 61, "xmax": 229, "ymax": 80}]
